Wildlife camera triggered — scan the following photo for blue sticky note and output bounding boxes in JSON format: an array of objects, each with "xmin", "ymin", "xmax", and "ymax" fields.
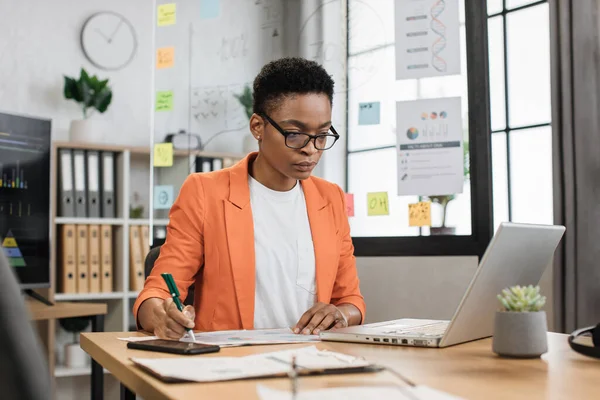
[
  {"xmin": 200, "ymin": 0, "xmax": 220, "ymax": 19},
  {"xmin": 358, "ymin": 101, "xmax": 381, "ymax": 125},
  {"xmin": 154, "ymin": 185, "xmax": 174, "ymax": 210}
]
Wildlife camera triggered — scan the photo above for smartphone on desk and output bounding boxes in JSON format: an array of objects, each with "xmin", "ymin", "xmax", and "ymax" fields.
[{"xmin": 127, "ymin": 340, "xmax": 220, "ymax": 355}]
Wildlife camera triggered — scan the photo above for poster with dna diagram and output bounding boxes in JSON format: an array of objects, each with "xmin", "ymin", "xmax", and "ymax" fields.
[{"xmin": 395, "ymin": 0, "xmax": 461, "ymax": 80}]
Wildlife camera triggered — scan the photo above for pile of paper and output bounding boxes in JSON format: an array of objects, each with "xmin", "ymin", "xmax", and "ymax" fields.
[
  {"xmin": 130, "ymin": 345, "xmax": 371, "ymax": 383},
  {"xmin": 120, "ymin": 328, "xmax": 320, "ymax": 347}
]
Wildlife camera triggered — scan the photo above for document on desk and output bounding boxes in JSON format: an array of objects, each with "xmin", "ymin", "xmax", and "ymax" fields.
[
  {"xmin": 130, "ymin": 345, "xmax": 374, "ymax": 383},
  {"xmin": 119, "ymin": 328, "xmax": 320, "ymax": 347},
  {"xmin": 257, "ymin": 384, "xmax": 465, "ymax": 400}
]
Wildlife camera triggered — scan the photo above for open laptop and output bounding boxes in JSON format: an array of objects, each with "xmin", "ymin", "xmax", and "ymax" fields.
[{"xmin": 319, "ymin": 222, "xmax": 565, "ymax": 348}]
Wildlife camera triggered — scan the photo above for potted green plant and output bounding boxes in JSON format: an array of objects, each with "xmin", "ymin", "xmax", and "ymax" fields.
[
  {"xmin": 428, "ymin": 142, "xmax": 470, "ymax": 235},
  {"xmin": 63, "ymin": 68, "xmax": 112, "ymax": 143},
  {"xmin": 492, "ymin": 285, "xmax": 548, "ymax": 358},
  {"xmin": 60, "ymin": 317, "xmax": 91, "ymax": 368},
  {"xmin": 233, "ymin": 84, "xmax": 258, "ymax": 153}
]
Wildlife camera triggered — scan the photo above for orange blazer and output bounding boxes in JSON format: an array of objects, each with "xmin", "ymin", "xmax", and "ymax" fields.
[{"xmin": 133, "ymin": 153, "xmax": 365, "ymax": 331}]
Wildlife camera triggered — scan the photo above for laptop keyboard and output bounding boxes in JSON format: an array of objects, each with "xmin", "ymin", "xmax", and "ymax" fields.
[{"xmin": 383, "ymin": 321, "xmax": 449, "ymax": 337}]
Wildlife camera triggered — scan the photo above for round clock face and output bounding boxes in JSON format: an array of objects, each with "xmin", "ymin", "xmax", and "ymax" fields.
[{"xmin": 81, "ymin": 12, "xmax": 137, "ymax": 70}]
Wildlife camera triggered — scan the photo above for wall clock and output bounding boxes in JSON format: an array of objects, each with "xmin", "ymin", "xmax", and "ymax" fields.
[{"xmin": 80, "ymin": 12, "xmax": 137, "ymax": 70}]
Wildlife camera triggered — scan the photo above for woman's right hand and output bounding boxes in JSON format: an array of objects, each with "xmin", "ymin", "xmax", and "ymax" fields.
[{"xmin": 149, "ymin": 298, "xmax": 196, "ymax": 340}]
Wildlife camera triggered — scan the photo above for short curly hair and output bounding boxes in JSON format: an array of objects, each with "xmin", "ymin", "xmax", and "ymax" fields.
[{"xmin": 252, "ymin": 57, "xmax": 334, "ymax": 115}]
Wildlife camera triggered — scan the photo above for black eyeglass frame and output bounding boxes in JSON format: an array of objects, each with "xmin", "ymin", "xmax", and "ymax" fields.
[{"xmin": 259, "ymin": 112, "xmax": 340, "ymax": 150}]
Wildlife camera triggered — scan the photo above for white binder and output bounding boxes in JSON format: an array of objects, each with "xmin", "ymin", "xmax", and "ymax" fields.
[
  {"xmin": 86, "ymin": 151, "xmax": 101, "ymax": 218},
  {"xmin": 58, "ymin": 149, "xmax": 75, "ymax": 217},
  {"xmin": 101, "ymin": 152, "xmax": 115, "ymax": 218},
  {"xmin": 73, "ymin": 150, "xmax": 87, "ymax": 217}
]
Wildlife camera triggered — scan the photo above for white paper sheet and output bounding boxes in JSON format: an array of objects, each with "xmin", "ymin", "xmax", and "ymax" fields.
[
  {"xmin": 130, "ymin": 345, "xmax": 371, "ymax": 383},
  {"xmin": 257, "ymin": 384, "xmax": 465, "ymax": 400},
  {"xmin": 395, "ymin": 0, "xmax": 461, "ymax": 79},
  {"xmin": 396, "ymin": 97, "xmax": 464, "ymax": 196},
  {"xmin": 119, "ymin": 328, "xmax": 320, "ymax": 347}
]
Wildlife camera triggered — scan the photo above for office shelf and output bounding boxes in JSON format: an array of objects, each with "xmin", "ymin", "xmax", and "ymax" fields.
[
  {"xmin": 55, "ymin": 365, "xmax": 110, "ymax": 378},
  {"xmin": 127, "ymin": 291, "xmax": 140, "ymax": 298},
  {"xmin": 55, "ymin": 292, "xmax": 126, "ymax": 301},
  {"xmin": 129, "ymin": 219, "xmax": 170, "ymax": 226},
  {"xmin": 54, "ymin": 217, "xmax": 125, "ymax": 225}
]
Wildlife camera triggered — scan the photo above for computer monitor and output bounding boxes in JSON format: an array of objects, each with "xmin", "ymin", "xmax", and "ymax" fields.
[{"xmin": 0, "ymin": 112, "xmax": 51, "ymax": 289}]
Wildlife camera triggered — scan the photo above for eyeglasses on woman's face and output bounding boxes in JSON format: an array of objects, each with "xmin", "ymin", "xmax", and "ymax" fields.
[{"xmin": 259, "ymin": 113, "xmax": 339, "ymax": 151}]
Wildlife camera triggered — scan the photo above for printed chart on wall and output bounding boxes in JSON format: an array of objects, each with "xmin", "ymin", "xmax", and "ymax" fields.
[
  {"xmin": 395, "ymin": 0, "xmax": 460, "ymax": 79},
  {"xmin": 396, "ymin": 97, "xmax": 464, "ymax": 196}
]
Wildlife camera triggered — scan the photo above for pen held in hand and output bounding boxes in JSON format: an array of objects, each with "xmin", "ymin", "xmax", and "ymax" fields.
[{"xmin": 161, "ymin": 273, "xmax": 196, "ymax": 342}]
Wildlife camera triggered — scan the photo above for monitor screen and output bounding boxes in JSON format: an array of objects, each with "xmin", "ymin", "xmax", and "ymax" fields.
[{"xmin": 0, "ymin": 112, "xmax": 51, "ymax": 289}]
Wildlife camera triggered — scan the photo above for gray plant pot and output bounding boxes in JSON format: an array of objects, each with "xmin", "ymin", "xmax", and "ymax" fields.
[{"xmin": 492, "ymin": 311, "xmax": 548, "ymax": 358}]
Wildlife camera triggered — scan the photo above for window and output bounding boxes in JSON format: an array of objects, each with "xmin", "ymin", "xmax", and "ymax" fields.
[
  {"xmin": 488, "ymin": 1, "xmax": 553, "ymax": 230},
  {"xmin": 345, "ymin": 0, "xmax": 493, "ymax": 257}
]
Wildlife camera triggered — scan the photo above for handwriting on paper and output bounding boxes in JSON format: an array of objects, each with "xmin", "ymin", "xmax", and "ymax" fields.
[
  {"xmin": 153, "ymin": 143, "xmax": 173, "ymax": 167},
  {"xmin": 345, "ymin": 193, "xmax": 355, "ymax": 217},
  {"xmin": 156, "ymin": 47, "xmax": 174, "ymax": 69},
  {"xmin": 408, "ymin": 201, "xmax": 431, "ymax": 227},
  {"xmin": 367, "ymin": 192, "xmax": 389, "ymax": 216},
  {"xmin": 157, "ymin": 3, "xmax": 176, "ymax": 26},
  {"xmin": 358, "ymin": 101, "xmax": 381, "ymax": 125},
  {"xmin": 155, "ymin": 91, "xmax": 173, "ymax": 112}
]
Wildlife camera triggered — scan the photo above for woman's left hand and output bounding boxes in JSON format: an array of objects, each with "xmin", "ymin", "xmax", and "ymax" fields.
[{"xmin": 293, "ymin": 302, "xmax": 348, "ymax": 335}]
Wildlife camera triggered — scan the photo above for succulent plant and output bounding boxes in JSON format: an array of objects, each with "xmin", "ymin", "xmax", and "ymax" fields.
[{"xmin": 497, "ymin": 285, "xmax": 546, "ymax": 312}]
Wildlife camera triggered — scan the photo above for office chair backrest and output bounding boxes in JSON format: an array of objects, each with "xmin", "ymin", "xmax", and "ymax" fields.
[
  {"xmin": 0, "ymin": 252, "xmax": 51, "ymax": 400},
  {"xmin": 144, "ymin": 245, "xmax": 195, "ymax": 306}
]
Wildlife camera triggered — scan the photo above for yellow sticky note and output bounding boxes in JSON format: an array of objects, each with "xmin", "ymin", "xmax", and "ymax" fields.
[
  {"xmin": 155, "ymin": 91, "xmax": 173, "ymax": 111},
  {"xmin": 408, "ymin": 201, "xmax": 432, "ymax": 227},
  {"xmin": 153, "ymin": 143, "xmax": 173, "ymax": 167},
  {"xmin": 157, "ymin": 3, "xmax": 176, "ymax": 26},
  {"xmin": 367, "ymin": 192, "xmax": 389, "ymax": 216},
  {"xmin": 156, "ymin": 47, "xmax": 175, "ymax": 69}
]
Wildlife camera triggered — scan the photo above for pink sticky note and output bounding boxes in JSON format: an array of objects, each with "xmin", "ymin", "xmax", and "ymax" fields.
[{"xmin": 345, "ymin": 193, "xmax": 355, "ymax": 217}]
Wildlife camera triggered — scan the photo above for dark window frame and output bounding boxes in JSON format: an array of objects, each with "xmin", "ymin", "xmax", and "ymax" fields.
[
  {"xmin": 489, "ymin": 0, "xmax": 551, "ymax": 221},
  {"xmin": 345, "ymin": 0, "xmax": 494, "ymax": 258}
]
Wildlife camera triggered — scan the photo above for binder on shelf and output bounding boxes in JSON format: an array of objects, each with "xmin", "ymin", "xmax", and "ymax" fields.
[
  {"xmin": 196, "ymin": 156, "xmax": 213, "ymax": 173},
  {"xmin": 101, "ymin": 152, "xmax": 116, "ymax": 218},
  {"xmin": 223, "ymin": 157, "xmax": 235, "ymax": 168},
  {"xmin": 212, "ymin": 158, "xmax": 223, "ymax": 171},
  {"xmin": 58, "ymin": 149, "xmax": 76, "ymax": 217},
  {"xmin": 75, "ymin": 225, "xmax": 89, "ymax": 293},
  {"xmin": 86, "ymin": 151, "xmax": 101, "ymax": 218},
  {"xmin": 59, "ymin": 225, "xmax": 77, "ymax": 293},
  {"xmin": 73, "ymin": 149, "xmax": 87, "ymax": 217},
  {"xmin": 100, "ymin": 225, "xmax": 113, "ymax": 293},
  {"xmin": 129, "ymin": 225, "xmax": 145, "ymax": 291},
  {"xmin": 88, "ymin": 225, "xmax": 101, "ymax": 292},
  {"xmin": 139, "ymin": 225, "xmax": 150, "ymax": 264}
]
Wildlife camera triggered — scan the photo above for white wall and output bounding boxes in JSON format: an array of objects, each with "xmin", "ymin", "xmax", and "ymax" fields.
[{"xmin": 0, "ymin": 0, "xmax": 153, "ymax": 145}]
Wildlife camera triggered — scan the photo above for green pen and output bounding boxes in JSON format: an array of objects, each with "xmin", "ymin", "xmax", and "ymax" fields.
[{"xmin": 161, "ymin": 273, "xmax": 196, "ymax": 342}]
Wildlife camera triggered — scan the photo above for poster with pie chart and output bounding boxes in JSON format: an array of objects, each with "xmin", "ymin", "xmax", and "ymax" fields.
[{"xmin": 396, "ymin": 97, "xmax": 464, "ymax": 196}]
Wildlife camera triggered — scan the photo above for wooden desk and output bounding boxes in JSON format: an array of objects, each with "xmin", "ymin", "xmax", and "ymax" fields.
[
  {"xmin": 81, "ymin": 331, "xmax": 600, "ymax": 400},
  {"xmin": 27, "ymin": 301, "xmax": 107, "ymax": 400}
]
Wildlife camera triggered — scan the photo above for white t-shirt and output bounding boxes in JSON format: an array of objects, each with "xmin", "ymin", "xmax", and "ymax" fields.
[{"xmin": 249, "ymin": 176, "xmax": 317, "ymax": 329}]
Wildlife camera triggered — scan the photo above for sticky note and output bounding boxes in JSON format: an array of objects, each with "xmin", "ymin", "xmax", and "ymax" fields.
[
  {"xmin": 154, "ymin": 185, "xmax": 174, "ymax": 209},
  {"xmin": 153, "ymin": 143, "xmax": 173, "ymax": 167},
  {"xmin": 200, "ymin": 0, "xmax": 220, "ymax": 19},
  {"xmin": 155, "ymin": 91, "xmax": 173, "ymax": 111},
  {"xmin": 345, "ymin": 193, "xmax": 354, "ymax": 217},
  {"xmin": 409, "ymin": 201, "xmax": 432, "ymax": 227},
  {"xmin": 358, "ymin": 101, "xmax": 381, "ymax": 125},
  {"xmin": 157, "ymin": 3, "xmax": 176, "ymax": 26},
  {"xmin": 156, "ymin": 47, "xmax": 174, "ymax": 69},
  {"xmin": 367, "ymin": 192, "xmax": 389, "ymax": 216}
]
